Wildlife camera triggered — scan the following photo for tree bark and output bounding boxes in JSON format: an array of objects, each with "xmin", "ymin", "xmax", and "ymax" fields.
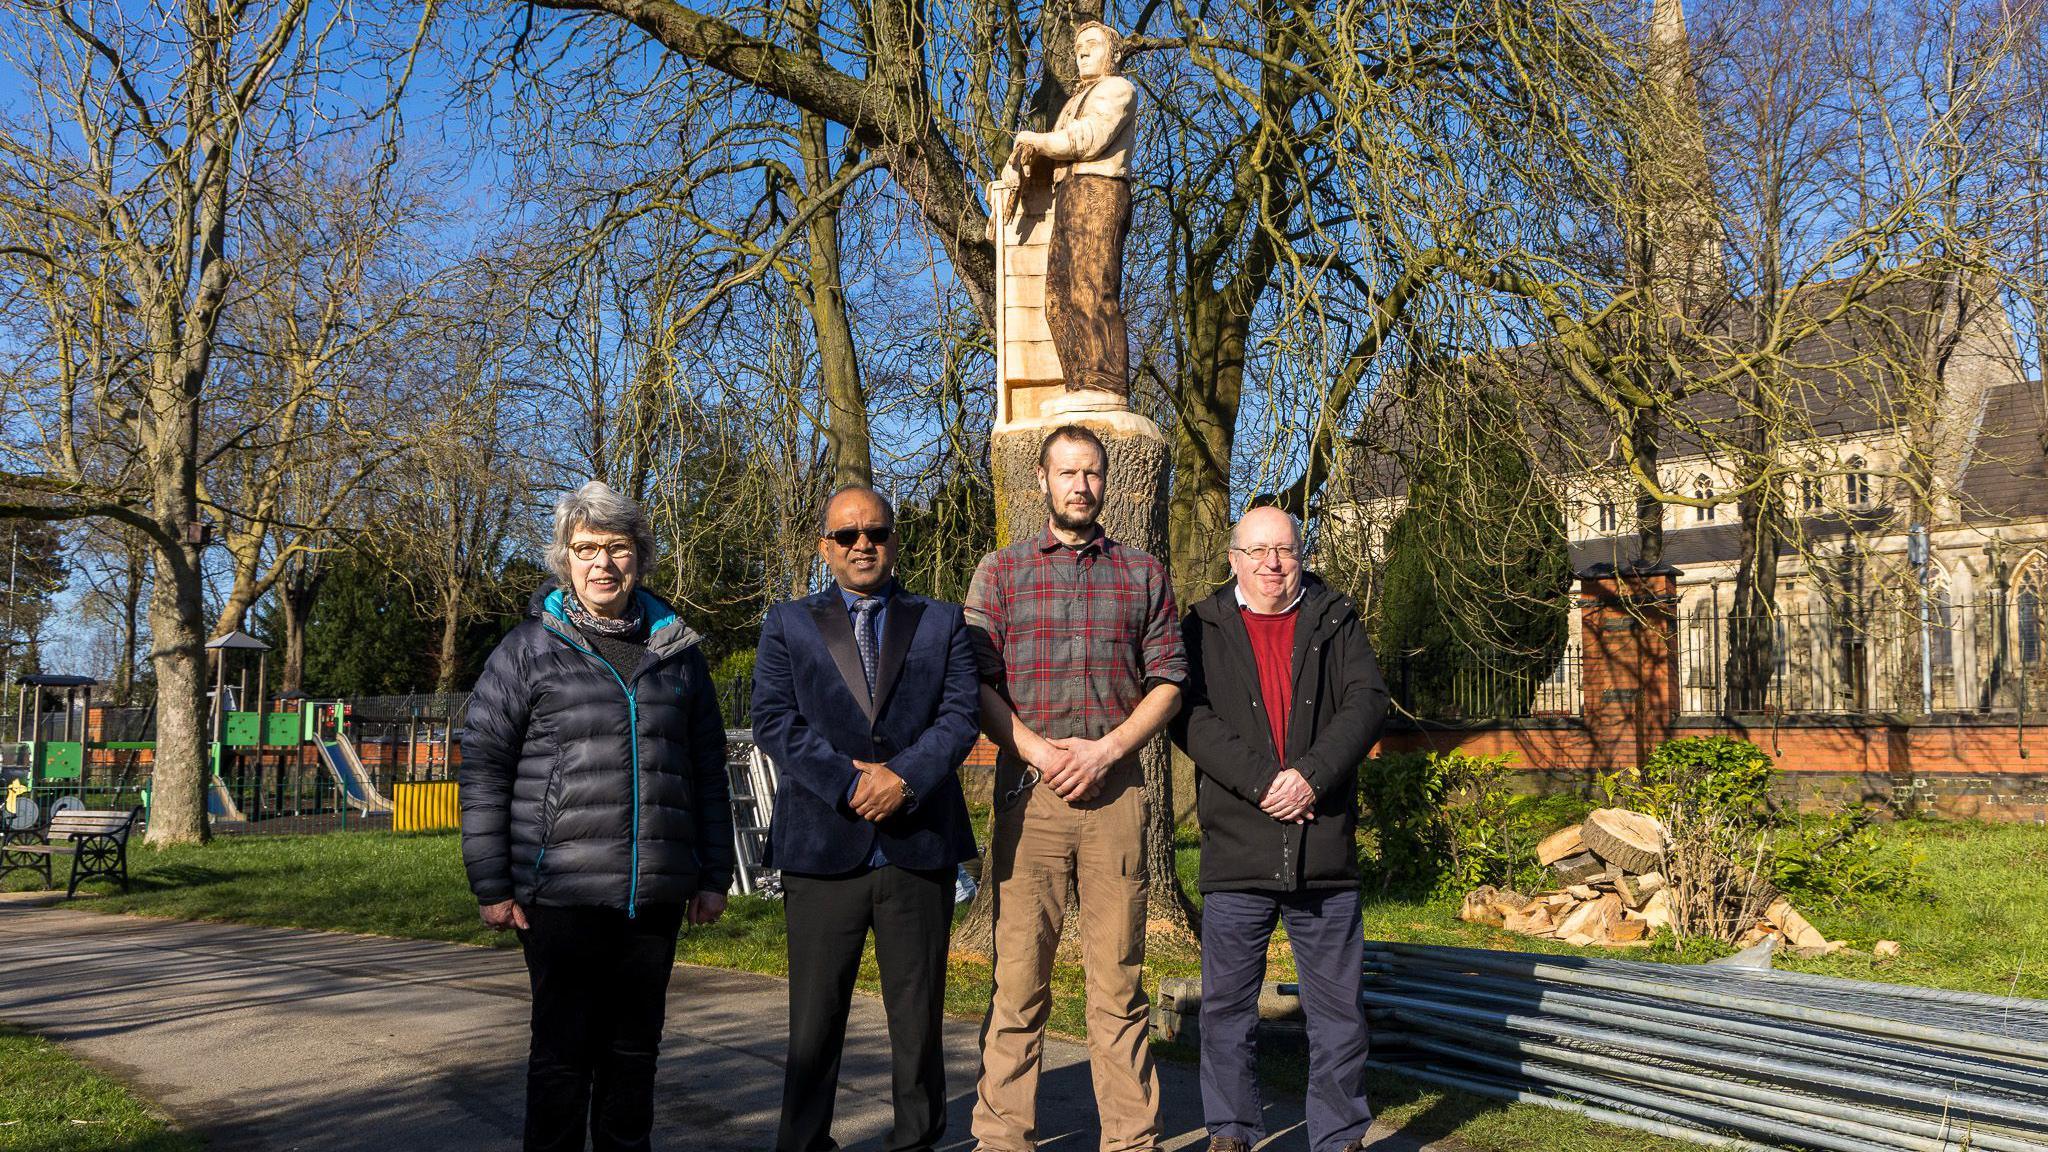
[
  {"xmin": 279, "ymin": 561, "xmax": 325, "ymax": 696},
  {"xmin": 798, "ymin": 110, "xmax": 872, "ymax": 489}
]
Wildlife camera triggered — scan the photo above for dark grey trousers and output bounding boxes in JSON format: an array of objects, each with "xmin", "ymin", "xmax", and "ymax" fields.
[{"xmin": 1200, "ymin": 888, "xmax": 1371, "ymax": 1152}]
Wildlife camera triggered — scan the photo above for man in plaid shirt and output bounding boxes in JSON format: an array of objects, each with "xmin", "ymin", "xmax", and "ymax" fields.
[{"xmin": 966, "ymin": 424, "xmax": 1186, "ymax": 1152}]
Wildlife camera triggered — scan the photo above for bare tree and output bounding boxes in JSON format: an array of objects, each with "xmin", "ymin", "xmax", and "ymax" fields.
[{"xmin": 0, "ymin": 0, "xmax": 423, "ymax": 843}]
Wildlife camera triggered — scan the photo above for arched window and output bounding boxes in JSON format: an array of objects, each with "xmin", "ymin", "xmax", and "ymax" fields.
[
  {"xmin": 1929, "ymin": 580, "xmax": 1954, "ymax": 669},
  {"xmin": 1694, "ymin": 474, "xmax": 1716, "ymax": 523},
  {"xmin": 1800, "ymin": 475, "xmax": 1822, "ymax": 512},
  {"xmin": 1598, "ymin": 501, "xmax": 1620, "ymax": 533},
  {"xmin": 2022, "ymin": 587, "xmax": 2043, "ymax": 667},
  {"xmin": 1846, "ymin": 457, "xmax": 1870, "ymax": 507}
]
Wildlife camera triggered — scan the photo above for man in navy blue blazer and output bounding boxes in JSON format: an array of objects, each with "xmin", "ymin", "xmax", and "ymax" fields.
[{"xmin": 753, "ymin": 484, "xmax": 982, "ymax": 1152}]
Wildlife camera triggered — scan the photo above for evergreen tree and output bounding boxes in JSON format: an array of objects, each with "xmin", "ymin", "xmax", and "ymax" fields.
[
  {"xmin": 300, "ymin": 550, "xmax": 432, "ymax": 697},
  {"xmin": 1374, "ymin": 389, "xmax": 1572, "ymax": 718}
]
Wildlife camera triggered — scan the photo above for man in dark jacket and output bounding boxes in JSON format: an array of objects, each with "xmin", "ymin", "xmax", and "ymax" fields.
[
  {"xmin": 1170, "ymin": 506, "xmax": 1389, "ymax": 1152},
  {"xmin": 461, "ymin": 481, "xmax": 734, "ymax": 1152},
  {"xmin": 752, "ymin": 485, "xmax": 981, "ymax": 1152}
]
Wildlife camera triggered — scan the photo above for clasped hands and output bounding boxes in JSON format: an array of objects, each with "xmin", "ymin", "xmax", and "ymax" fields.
[
  {"xmin": 850, "ymin": 759, "xmax": 909, "ymax": 822},
  {"xmin": 1022, "ymin": 733, "xmax": 1120, "ymax": 804},
  {"xmin": 1261, "ymin": 767, "xmax": 1316, "ymax": 824}
]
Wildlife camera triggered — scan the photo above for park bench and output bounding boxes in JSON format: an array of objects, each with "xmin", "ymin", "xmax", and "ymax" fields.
[{"xmin": 0, "ymin": 807, "xmax": 143, "ymax": 898}]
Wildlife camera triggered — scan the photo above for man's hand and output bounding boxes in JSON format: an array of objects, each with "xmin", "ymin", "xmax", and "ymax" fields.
[
  {"xmin": 1045, "ymin": 735, "xmax": 1120, "ymax": 803},
  {"xmin": 689, "ymin": 890, "xmax": 727, "ymax": 926},
  {"xmin": 850, "ymin": 760, "xmax": 909, "ymax": 822},
  {"xmin": 480, "ymin": 899, "xmax": 529, "ymax": 931},
  {"xmin": 1260, "ymin": 768, "xmax": 1316, "ymax": 824}
]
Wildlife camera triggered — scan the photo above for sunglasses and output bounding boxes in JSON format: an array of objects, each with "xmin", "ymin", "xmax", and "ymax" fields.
[{"xmin": 821, "ymin": 525, "xmax": 893, "ymax": 548}]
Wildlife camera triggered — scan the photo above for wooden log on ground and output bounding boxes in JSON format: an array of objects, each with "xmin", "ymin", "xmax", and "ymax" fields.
[
  {"xmin": 1549, "ymin": 851, "xmax": 1607, "ymax": 885},
  {"xmin": 1536, "ymin": 824, "xmax": 1585, "ymax": 866},
  {"xmin": 1581, "ymin": 809, "xmax": 1670, "ymax": 874}
]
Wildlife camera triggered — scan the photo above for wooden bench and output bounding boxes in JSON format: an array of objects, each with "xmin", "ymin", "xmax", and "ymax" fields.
[{"xmin": 0, "ymin": 808, "xmax": 143, "ymax": 898}]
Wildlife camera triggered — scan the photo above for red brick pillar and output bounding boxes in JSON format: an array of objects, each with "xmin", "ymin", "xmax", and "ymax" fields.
[{"xmin": 1577, "ymin": 563, "xmax": 1681, "ymax": 772}]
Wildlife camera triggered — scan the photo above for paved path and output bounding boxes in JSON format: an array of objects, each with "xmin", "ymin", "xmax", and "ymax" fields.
[{"xmin": 0, "ymin": 898, "xmax": 1458, "ymax": 1151}]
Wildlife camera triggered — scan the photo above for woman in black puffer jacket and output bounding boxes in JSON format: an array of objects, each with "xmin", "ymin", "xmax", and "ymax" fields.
[{"xmin": 460, "ymin": 480, "xmax": 733, "ymax": 1152}]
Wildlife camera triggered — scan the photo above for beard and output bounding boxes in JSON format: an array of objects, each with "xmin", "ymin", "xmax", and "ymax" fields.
[{"xmin": 1047, "ymin": 492, "xmax": 1102, "ymax": 533}]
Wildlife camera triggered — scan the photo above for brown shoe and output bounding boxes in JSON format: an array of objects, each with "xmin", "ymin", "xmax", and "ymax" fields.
[{"xmin": 1207, "ymin": 1139, "xmax": 1251, "ymax": 1152}]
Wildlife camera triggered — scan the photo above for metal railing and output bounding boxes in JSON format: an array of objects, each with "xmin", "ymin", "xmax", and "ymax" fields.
[
  {"xmin": 1389, "ymin": 646, "xmax": 1583, "ymax": 721},
  {"xmin": 1677, "ymin": 600, "xmax": 2048, "ymax": 716}
]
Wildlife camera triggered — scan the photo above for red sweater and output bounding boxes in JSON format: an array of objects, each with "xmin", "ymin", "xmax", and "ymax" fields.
[{"xmin": 1239, "ymin": 604, "xmax": 1298, "ymax": 763}]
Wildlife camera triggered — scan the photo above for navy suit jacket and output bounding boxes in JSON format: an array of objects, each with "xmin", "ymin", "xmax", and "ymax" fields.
[{"xmin": 752, "ymin": 587, "xmax": 981, "ymax": 875}]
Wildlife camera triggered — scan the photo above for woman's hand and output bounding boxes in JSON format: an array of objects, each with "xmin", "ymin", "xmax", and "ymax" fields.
[
  {"xmin": 689, "ymin": 890, "xmax": 728, "ymax": 926},
  {"xmin": 480, "ymin": 899, "xmax": 529, "ymax": 931}
]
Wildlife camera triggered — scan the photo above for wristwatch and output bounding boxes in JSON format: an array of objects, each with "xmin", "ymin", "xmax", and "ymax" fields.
[{"xmin": 897, "ymin": 779, "xmax": 917, "ymax": 804}]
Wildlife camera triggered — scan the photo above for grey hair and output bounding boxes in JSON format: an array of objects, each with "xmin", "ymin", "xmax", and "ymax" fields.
[
  {"xmin": 1229, "ymin": 506, "xmax": 1304, "ymax": 549},
  {"xmin": 817, "ymin": 484, "xmax": 896, "ymax": 535},
  {"xmin": 547, "ymin": 480, "xmax": 657, "ymax": 584}
]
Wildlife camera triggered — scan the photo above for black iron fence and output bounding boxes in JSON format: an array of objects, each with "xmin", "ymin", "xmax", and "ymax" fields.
[
  {"xmin": 1677, "ymin": 599, "xmax": 2048, "ymax": 716},
  {"xmin": 1387, "ymin": 646, "xmax": 1583, "ymax": 721}
]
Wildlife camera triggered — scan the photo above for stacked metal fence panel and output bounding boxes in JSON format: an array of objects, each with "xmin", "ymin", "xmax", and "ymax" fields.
[{"xmin": 1364, "ymin": 941, "xmax": 2048, "ymax": 1152}]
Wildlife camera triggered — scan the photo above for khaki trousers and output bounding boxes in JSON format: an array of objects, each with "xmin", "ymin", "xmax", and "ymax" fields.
[{"xmin": 972, "ymin": 758, "xmax": 1159, "ymax": 1152}]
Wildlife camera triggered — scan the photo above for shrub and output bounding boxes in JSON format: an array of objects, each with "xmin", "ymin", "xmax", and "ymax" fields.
[
  {"xmin": 1771, "ymin": 810, "xmax": 1928, "ymax": 910},
  {"xmin": 1603, "ymin": 736, "xmax": 1775, "ymax": 832},
  {"xmin": 1359, "ymin": 750, "xmax": 1527, "ymax": 894}
]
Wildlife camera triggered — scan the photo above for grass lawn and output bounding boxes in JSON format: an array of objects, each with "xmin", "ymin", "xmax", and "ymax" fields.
[{"xmin": 0, "ymin": 1025, "xmax": 201, "ymax": 1152}]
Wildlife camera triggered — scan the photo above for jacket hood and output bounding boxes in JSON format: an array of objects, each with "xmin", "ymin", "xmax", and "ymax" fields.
[
  {"xmin": 530, "ymin": 579, "xmax": 703, "ymax": 657},
  {"xmin": 1193, "ymin": 572, "xmax": 1352, "ymax": 633}
]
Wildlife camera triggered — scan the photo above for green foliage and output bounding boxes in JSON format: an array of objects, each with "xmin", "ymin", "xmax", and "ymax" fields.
[
  {"xmin": 1360, "ymin": 750, "xmax": 1530, "ymax": 894},
  {"xmin": 894, "ymin": 463, "xmax": 996, "ymax": 607},
  {"xmin": 300, "ymin": 550, "xmax": 433, "ymax": 696},
  {"xmin": 1607, "ymin": 736, "xmax": 1926, "ymax": 908},
  {"xmin": 1372, "ymin": 388, "xmax": 1571, "ymax": 718},
  {"xmin": 1602, "ymin": 736, "xmax": 1776, "ymax": 830},
  {"xmin": 1771, "ymin": 809, "xmax": 1928, "ymax": 910}
]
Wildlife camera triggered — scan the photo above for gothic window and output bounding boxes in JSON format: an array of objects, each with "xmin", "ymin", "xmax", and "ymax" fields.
[
  {"xmin": 1598, "ymin": 501, "xmax": 1620, "ymax": 533},
  {"xmin": 1694, "ymin": 474, "xmax": 1715, "ymax": 523},
  {"xmin": 1800, "ymin": 475, "xmax": 1822, "ymax": 511},
  {"xmin": 1846, "ymin": 457, "xmax": 1870, "ymax": 507},
  {"xmin": 2022, "ymin": 588, "xmax": 2043, "ymax": 667}
]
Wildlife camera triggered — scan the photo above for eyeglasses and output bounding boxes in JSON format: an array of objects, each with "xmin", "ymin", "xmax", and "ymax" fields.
[
  {"xmin": 821, "ymin": 526, "xmax": 893, "ymax": 548},
  {"xmin": 1232, "ymin": 545, "xmax": 1302, "ymax": 563},
  {"xmin": 568, "ymin": 541, "xmax": 637, "ymax": 562}
]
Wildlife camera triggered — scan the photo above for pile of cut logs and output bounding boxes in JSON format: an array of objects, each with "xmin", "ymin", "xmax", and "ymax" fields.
[{"xmin": 1459, "ymin": 808, "xmax": 1849, "ymax": 955}]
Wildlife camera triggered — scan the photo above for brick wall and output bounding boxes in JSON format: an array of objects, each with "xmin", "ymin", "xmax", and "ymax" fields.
[{"xmin": 1375, "ymin": 563, "xmax": 2048, "ymax": 822}]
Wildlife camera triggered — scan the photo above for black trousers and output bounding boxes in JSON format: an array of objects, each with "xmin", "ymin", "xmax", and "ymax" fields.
[
  {"xmin": 518, "ymin": 902, "xmax": 685, "ymax": 1152},
  {"xmin": 776, "ymin": 865, "xmax": 953, "ymax": 1152}
]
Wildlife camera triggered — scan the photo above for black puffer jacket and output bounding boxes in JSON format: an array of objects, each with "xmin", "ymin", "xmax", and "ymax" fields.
[
  {"xmin": 460, "ymin": 583, "xmax": 734, "ymax": 913},
  {"xmin": 1171, "ymin": 576, "xmax": 1388, "ymax": 893}
]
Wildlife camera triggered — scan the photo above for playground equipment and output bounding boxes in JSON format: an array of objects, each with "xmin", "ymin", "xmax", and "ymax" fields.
[
  {"xmin": 2, "ymin": 631, "xmax": 405, "ymax": 829},
  {"xmin": 306, "ymin": 702, "xmax": 391, "ymax": 815},
  {"xmin": 2, "ymin": 674, "xmax": 102, "ymax": 829}
]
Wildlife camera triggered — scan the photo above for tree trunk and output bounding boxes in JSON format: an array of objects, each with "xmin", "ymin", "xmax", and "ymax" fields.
[
  {"xmin": 1724, "ymin": 482, "xmax": 1781, "ymax": 712},
  {"xmin": 1166, "ymin": 294, "xmax": 1249, "ymax": 607},
  {"xmin": 798, "ymin": 109, "xmax": 872, "ymax": 489},
  {"xmin": 144, "ymin": 539, "xmax": 210, "ymax": 846},
  {"xmin": 279, "ymin": 563, "xmax": 325, "ymax": 696},
  {"xmin": 1631, "ymin": 408, "xmax": 1665, "ymax": 569},
  {"xmin": 434, "ymin": 583, "xmax": 465, "ymax": 694},
  {"xmin": 115, "ymin": 539, "xmax": 143, "ymax": 704}
]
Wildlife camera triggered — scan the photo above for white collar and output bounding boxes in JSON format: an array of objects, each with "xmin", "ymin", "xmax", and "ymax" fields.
[{"xmin": 1234, "ymin": 583, "xmax": 1305, "ymax": 615}]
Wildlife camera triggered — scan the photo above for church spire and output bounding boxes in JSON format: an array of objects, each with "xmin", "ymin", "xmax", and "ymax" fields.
[{"xmin": 1633, "ymin": 0, "xmax": 1723, "ymax": 305}]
